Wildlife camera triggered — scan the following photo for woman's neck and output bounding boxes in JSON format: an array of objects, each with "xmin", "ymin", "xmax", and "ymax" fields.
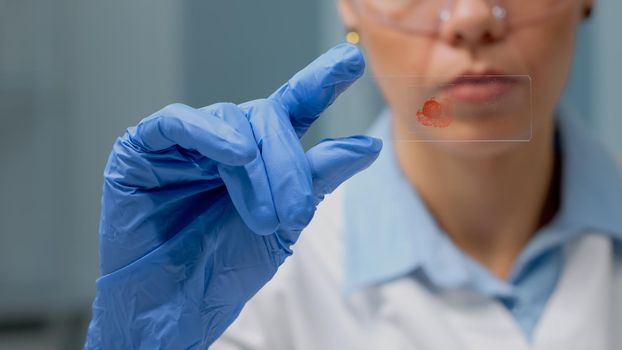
[{"xmin": 394, "ymin": 124, "xmax": 560, "ymax": 279}]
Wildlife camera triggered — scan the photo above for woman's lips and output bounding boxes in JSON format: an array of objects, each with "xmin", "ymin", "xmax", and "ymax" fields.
[{"xmin": 441, "ymin": 75, "xmax": 519, "ymax": 103}]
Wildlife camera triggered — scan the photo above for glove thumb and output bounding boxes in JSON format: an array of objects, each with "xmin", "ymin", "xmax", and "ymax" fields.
[
  {"xmin": 306, "ymin": 135, "xmax": 382, "ymax": 201},
  {"xmin": 275, "ymin": 135, "xmax": 381, "ymax": 248}
]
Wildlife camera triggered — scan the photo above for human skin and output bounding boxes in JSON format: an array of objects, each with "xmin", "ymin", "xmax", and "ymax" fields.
[{"xmin": 337, "ymin": 0, "xmax": 593, "ymax": 278}]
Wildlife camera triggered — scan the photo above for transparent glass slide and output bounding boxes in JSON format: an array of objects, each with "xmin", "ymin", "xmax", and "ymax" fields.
[{"xmin": 366, "ymin": 75, "xmax": 532, "ymax": 142}]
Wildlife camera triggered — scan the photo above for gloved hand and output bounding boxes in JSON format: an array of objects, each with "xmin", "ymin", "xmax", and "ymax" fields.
[{"xmin": 84, "ymin": 44, "xmax": 382, "ymax": 349}]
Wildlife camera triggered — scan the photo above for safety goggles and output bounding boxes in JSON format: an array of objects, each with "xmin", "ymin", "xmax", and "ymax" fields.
[{"xmin": 351, "ymin": 0, "xmax": 570, "ymax": 35}]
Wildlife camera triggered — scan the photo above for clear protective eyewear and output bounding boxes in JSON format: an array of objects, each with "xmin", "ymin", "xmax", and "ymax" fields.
[{"xmin": 352, "ymin": 0, "xmax": 570, "ymax": 35}]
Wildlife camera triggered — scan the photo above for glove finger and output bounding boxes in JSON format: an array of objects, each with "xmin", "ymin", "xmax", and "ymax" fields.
[
  {"xmin": 129, "ymin": 103, "xmax": 257, "ymax": 166},
  {"xmin": 241, "ymin": 99, "xmax": 315, "ymax": 234},
  {"xmin": 307, "ymin": 135, "xmax": 382, "ymax": 200},
  {"xmin": 204, "ymin": 103, "xmax": 280, "ymax": 235},
  {"xmin": 269, "ymin": 44, "xmax": 365, "ymax": 138}
]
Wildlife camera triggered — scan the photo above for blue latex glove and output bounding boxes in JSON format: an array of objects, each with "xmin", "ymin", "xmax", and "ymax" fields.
[{"xmin": 84, "ymin": 44, "xmax": 382, "ymax": 349}]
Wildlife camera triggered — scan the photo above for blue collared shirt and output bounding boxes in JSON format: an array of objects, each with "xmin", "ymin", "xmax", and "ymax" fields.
[{"xmin": 344, "ymin": 109, "xmax": 622, "ymax": 338}]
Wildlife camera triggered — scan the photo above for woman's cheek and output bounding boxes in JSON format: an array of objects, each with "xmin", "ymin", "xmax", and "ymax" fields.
[
  {"xmin": 359, "ymin": 17, "xmax": 438, "ymax": 77},
  {"xmin": 512, "ymin": 13, "xmax": 579, "ymax": 129},
  {"xmin": 360, "ymin": 22, "xmax": 439, "ymax": 119}
]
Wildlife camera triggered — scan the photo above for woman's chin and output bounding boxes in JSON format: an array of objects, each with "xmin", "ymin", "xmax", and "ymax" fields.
[{"xmin": 432, "ymin": 139, "xmax": 526, "ymax": 158}]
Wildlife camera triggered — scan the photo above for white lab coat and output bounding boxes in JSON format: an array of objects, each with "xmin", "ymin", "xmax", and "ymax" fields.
[{"xmin": 211, "ymin": 186, "xmax": 622, "ymax": 350}]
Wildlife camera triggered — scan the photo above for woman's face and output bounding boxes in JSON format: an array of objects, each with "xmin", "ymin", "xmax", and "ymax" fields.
[{"xmin": 339, "ymin": 0, "xmax": 590, "ymax": 152}]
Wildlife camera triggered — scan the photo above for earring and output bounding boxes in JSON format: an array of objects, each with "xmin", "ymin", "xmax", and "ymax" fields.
[
  {"xmin": 346, "ymin": 29, "xmax": 360, "ymax": 45},
  {"xmin": 583, "ymin": 5, "xmax": 592, "ymax": 18}
]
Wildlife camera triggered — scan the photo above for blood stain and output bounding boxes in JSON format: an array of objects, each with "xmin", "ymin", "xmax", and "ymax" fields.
[{"xmin": 416, "ymin": 97, "xmax": 452, "ymax": 128}]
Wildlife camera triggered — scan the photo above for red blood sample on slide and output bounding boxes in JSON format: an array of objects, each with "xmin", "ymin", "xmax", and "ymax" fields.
[{"xmin": 416, "ymin": 97, "xmax": 452, "ymax": 128}]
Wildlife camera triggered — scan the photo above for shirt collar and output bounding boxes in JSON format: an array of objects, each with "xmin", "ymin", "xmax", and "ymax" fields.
[{"xmin": 343, "ymin": 109, "xmax": 622, "ymax": 294}]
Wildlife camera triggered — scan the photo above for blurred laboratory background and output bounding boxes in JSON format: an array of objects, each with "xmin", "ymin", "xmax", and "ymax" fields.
[{"xmin": 0, "ymin": 0, "xmax": 620, "ymax": 349}]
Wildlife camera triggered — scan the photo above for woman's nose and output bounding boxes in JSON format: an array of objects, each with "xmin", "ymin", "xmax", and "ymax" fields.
[{"xmin": 439, "ymin": 0, "xmax": 506, "ymax": 47}]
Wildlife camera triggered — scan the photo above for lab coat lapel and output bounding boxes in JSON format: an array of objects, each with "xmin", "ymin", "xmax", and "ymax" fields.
[{"xmin": 534, "ymin": 233, "xmax": 617, "ymax": 349}]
